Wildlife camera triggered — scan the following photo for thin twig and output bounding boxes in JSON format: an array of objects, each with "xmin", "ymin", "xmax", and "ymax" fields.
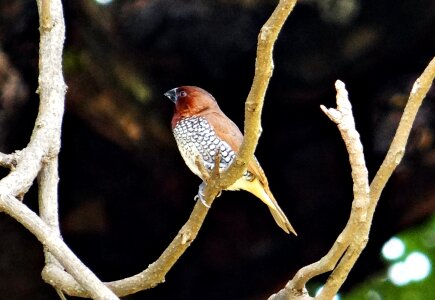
[
  {"xmin": 0, "ymin": 152, "xmax": 18, "ymax": 169},
  {"xmin": 195, "ymin": 155, "xmax": 213, "ymax": 183},
  {"xmin": 269, "ymin": 56, "xmax": 435, "ymax": 299},
  {"xmin": 270, "ymin": 81, "xmax": 370, "ymax": 299},
  {"xmin": 369, "ymin": 57, "xmax": 435, "ymax": 213},
  {"xmin": 55, "ymin": 288, "xmax": 68, "ymax": 300},
  {"xmin": 318, "ymin": 58, "xmax": 435, "ymax": 296}
]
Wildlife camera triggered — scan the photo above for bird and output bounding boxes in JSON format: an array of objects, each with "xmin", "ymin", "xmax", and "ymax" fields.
[{"xmin": 164, "ymin": 86, "xmax": 296, "ymax": 235}]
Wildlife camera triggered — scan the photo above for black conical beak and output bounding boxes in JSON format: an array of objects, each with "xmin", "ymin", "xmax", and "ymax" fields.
[{"xmin": 164, "ymin": 88, "xmax": 178, "ymax": 103}]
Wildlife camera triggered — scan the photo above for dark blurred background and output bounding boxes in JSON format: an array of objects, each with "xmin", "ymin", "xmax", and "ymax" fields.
[{"xmin": 0, "ymin": 0, "xmax": 434, "ymax": 299}]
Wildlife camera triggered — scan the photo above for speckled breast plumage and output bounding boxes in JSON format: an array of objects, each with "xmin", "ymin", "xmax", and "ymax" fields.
[{"xmin": 173, "ymin": 116, "xmax": 236, "ymax": 178}]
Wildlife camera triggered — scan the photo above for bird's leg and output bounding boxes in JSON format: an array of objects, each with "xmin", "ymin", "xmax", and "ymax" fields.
[{"xmin": 194, "ymin": 182, "xmax": 210, "ymax": 208}]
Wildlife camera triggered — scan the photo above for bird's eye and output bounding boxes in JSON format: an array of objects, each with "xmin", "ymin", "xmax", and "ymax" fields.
[{"xmin": 179, "ymin": 91, "xmax": 187, "ymax": 98}]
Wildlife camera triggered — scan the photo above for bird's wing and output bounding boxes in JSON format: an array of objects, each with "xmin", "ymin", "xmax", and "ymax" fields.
[
  {"xmin": 205, "ymin": 111, "xmax": 244, "ymax": 151},
  {"xmin": 204, "ymin": 111, "xmax": 296, "ymax": 235},
  {"xmin": 205, "ymin": 111, "xmax": 270, "ymax": 186},
  {"xmin": 247, "ymin": 157, "xmax": 270, "ymax": 187}
]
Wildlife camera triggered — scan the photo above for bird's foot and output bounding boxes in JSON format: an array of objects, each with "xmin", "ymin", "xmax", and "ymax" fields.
[{"xmin": 194, "ymin": 182, "xmax": 210, "ymax": 208}]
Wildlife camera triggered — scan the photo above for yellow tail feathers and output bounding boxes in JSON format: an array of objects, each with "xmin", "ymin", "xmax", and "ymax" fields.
[{"xmin": 229, "ymin": 177, "xmax": 297, "ymax": 235}]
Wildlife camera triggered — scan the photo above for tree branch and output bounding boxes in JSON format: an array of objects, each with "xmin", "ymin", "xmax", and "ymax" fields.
[
  {"xmin": 38, "ymin": 158, "xmax": 65, "ymax": 297},
  {"xmin": 269, "ymin": 56, "xmax": 435, "ymax": 299},
  {"xmin": 1, "ymin": 194, "xmax": 118, "ymax": 299},
  {"xmin": 269, "ymin": 80, "xmax": 370, "ymax": 300},
  {"xmin": 40, "ymin": 0, "xmax": 299, "ymax": 297},
  {"xmin": 0, "ymin": 0, "xmax": 119, "ymax": 299},
  {"xmin": 369, "ymin": 57, "xmax": 435, "ymax": 214},
  {"xmin": 3, "ymin": 0, "xmax": 431, "ymax": 298},
  {"xmin": 213, "ymin": 0, "xmax": 298, "ymax": 193}
]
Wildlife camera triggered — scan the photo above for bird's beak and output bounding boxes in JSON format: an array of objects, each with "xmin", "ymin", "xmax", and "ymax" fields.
[{"xmin": 164, "ymin": 88, "xmax": 178, "ymax": 103}]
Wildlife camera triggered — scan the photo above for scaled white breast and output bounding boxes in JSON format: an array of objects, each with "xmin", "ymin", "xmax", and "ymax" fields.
[{"xmin": 173, "ymin": 117, "xmax": 236, "ymax": 180}]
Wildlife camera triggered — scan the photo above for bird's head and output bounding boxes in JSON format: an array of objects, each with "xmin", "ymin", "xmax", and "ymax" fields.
[{"xmin": 164, "ymin": 86, "xmax": 218, "ymax": 117}]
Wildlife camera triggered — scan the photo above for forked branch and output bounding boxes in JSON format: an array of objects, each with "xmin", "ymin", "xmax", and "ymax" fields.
[{"xmin": 269, "ymin": 56, "xmax": 435, "ymax": 300}]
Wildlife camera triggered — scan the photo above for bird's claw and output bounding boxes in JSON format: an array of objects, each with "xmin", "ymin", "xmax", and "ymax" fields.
[{"xmin": 194, "ymin": 182, "xmax": 210, "ymax": 208}]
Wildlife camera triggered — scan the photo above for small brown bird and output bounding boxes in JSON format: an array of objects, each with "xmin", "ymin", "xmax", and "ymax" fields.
[{"xmin": 164, "ymin": 86, "xmax": 296, "ymax": 235}]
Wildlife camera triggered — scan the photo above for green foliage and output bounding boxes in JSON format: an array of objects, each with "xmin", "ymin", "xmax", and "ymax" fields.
[{"xmin": 345, "ymin": 215, "xmax": 435, "ymax": 299}]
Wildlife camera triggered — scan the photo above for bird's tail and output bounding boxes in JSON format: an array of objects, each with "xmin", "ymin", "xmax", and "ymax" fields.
[
  {"xmin": 268, "ymin": 202, "xmax": 297, "ymax": 235},
  {"xmin": 248, "ymin": 179, "xmax": 297, "ymax": 235}
]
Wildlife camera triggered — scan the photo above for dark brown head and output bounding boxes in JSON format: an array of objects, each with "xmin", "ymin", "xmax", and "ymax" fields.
[{"xmin": 164, "ymin": 86, "xmax": 220, "ymax": 127}]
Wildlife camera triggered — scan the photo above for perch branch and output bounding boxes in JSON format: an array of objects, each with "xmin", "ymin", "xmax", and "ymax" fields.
[
  {"xmin": 41, "ymin": 0, "xmax": 298, "ymax": 297},
  {"xmin": 216, "ymin": 0, "xmax": 298, "ymax": 191}
]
